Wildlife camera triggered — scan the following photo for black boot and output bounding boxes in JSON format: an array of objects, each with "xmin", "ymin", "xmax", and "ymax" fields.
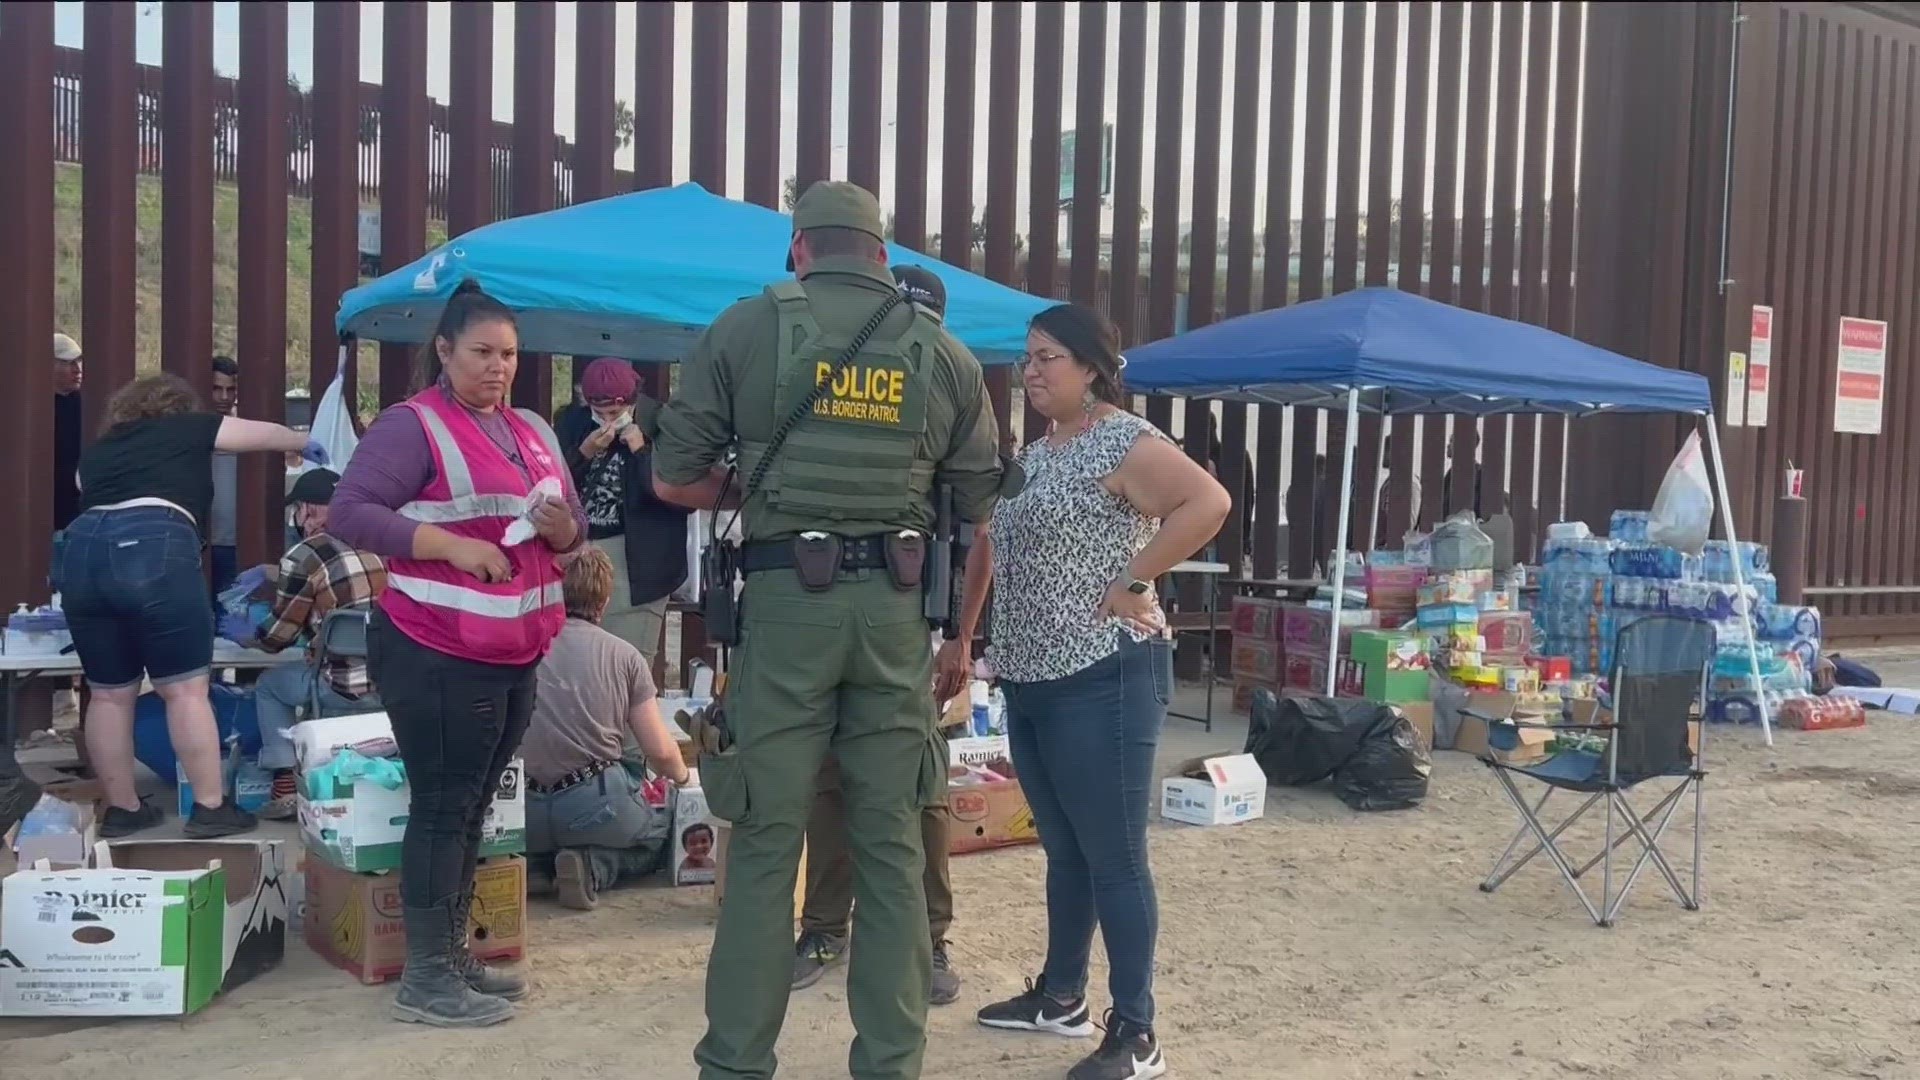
[
  {"xmin": 392, "ymin": 897, "xmax": 516, "ymax": 1027},
  {"xmin": 450, "ymin": 887, "xmax": 527, "ymax": 1001}
]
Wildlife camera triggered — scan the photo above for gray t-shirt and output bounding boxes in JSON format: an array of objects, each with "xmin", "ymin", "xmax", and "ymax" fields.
[
  {"xmin": 523, "ymin": 617, "xmax": 658, "ymax": 787},
  {"xmin": 209, "ymin": 451, "xmax": 238, "ymax": 547}
]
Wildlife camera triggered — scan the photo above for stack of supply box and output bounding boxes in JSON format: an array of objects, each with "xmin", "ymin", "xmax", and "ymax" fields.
[
  {"xmin": 293, "ymin": 713, "xmax": 529, "ymax": 984},
  {"xmin": 1228, "ymin": 596, "xmax": 1287, "ymax": 712},
  {"xmin": 1283, "ymin": 603, "xmax": 1379, "ymax": 695}
]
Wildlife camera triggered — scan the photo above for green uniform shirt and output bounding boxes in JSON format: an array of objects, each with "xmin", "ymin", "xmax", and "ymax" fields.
[{"xmin": 654, "ymin": 256, "xmax": 1003, "ymax": 542}]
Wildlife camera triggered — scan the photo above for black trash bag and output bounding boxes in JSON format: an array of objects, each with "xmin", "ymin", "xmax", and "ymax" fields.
[
  {"xmin": 1332, "ymin": 708, "xmax": 1432, "ymax": 812},
  {"xmin": 1243, "ymin": 688, "xmax": 1431, "ymax": 811},
  {"xmin": 1243, "ymin": 689, "xmax": 1392, "ymax": 785}
]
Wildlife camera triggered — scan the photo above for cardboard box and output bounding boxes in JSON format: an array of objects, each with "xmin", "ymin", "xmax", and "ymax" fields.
[
  {"xmin": 711, "ymin": 825, "xmax": 807, "ymax": 913},
  {"xmin": 946, "ymin": 735, "xmax": 1012, "ymax": 769},
  {"xmin": 11, "ymin": 798, "xmax": 97, "ymax": 871},
  {"xmin": 1394, "ymin": 701, "xmax": 1435, "ymax": 750},
  {"xmin": 948, "ymin": 760, "xmax": 1037, "ymax": 855},
  {"xmin": 1229, "ymin": 636, "xmax": 1284, "ymax": 682},
  {"xmin": 300, "ymin": 760, "xmax": 525, "ymax": 874},
  {"xmin": 671, "ymin": 782, "xmax": 718, "ymax": 886},
  {"xmin": 1478, "ymin": 610, "xmax": 1535, "ymax": 656},
  {"xmin": 1281, "ymin": 605, "xmax": 1378, "ymax": 654},
  {"xmin": 1230, "ymin": 596, "xmax": 1285, "ymax": 640},
  {"xmin": 1284, "ymin": 654, "xmax": 1330, "ymax": 692},
  {"xmin": 1161, "ymin": 754, "xmax": 1268, "ymax": 826},
  {"xmin": 1350, "ymin": 630, "xmax": 1432, "ymax": 704},
  {"xmin": 303, "ymin": 855, "xmax": 524, "ymax": 985},
  {"xmin": 0, "ymin": 839, "xmax": 286, "ymax": 1016},
  {"xmin": 290, "ymin": 711, "xmax": 401, "ymax": 770}
]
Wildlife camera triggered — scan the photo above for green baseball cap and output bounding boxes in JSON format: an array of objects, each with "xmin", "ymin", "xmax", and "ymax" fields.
[{"xmin": 787, "ymin": 181, "xmax": 886, "ymax": 271}]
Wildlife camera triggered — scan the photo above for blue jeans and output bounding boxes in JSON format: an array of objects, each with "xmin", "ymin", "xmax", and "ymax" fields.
[
  {"xmin": 55, "ymin": 507, "xmax": 213, "ymax": 689},
  {"xmin": 526, "ymin": 765, "xmax": 668, "ymax": 889},
  {"xmin": 1002, "ymin": 635, "xmax": 1172, "ymax": 1029},
  {"xmin": 252, "ymin": 661, "xmax": 362, "ymax": 770}
]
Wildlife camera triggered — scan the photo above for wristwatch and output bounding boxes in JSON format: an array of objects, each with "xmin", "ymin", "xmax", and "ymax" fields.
[{"xmin": 1124, "ymin": 578, "xmax": 1151, "ymax": 595}]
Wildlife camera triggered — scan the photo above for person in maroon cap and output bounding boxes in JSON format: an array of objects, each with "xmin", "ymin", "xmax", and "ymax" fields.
[{"xmin": 555, "ymin": 357, "xmax": 691, "ymax": 662}]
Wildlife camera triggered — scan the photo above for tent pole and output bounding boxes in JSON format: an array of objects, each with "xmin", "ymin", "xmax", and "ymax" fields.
[
  {"xmin": 1368, "ymin": 416, "xmax": 1389, "ymax": 553},
  {"xmin": 1325, "ymin": 388, "xmax": 1362, "ymax": 696},
  {"xmin": 1703, "ymin": 416, "xmax": 1772, "ymax": 746}
]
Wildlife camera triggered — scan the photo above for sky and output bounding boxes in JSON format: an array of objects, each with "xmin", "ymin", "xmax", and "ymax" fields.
[{"xmin": 51, "ymin": 2, "xmax": 1582, "ymax": 239}]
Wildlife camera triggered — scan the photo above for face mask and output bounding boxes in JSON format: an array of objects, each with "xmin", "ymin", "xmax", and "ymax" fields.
[{"xmin": 600, "ymin": 410, "xmax": 634, "ymax": 431}]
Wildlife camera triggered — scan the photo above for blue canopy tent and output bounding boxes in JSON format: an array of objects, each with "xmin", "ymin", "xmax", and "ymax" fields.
[
  {"xmin": 335, "ymin": 182, "xmax": 1054, "ymax": 364},
  {"xmin": 1124, "ymin": 287, "xmax": 1770, "ymax": 743}
]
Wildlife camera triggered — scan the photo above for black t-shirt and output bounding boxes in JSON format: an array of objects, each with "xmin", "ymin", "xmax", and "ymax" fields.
[
  {"xmin": 78, "ymin": 412, "xmax": 225, "ymax": 529},
  {"xmin": 53, "ymin": 392, "xmax": 83, "ymax": 530}
]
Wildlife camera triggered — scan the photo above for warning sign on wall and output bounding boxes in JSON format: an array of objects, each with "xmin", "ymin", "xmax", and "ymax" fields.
[
  {"xmin": 1833, "ymin": 316, "xmax": 1889, "ymax": 435},
  {"xmin": 1724, "ymin": 352, "xmax": 1748, "ymax": 428},
  {"xmin": 1747, "ymin": 306, "xmax": 1772, "ymax": 427}
]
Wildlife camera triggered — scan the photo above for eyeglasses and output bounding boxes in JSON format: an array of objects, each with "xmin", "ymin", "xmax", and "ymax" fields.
[{"xmin": 1016, "ymin": 350, "xmax": 1072, "ymax": 371}]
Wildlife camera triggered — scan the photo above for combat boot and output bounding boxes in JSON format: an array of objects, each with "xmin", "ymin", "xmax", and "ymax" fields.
[
  {"xmin": 451, "ymin": 887, "xmax": 527, "ymax": 1001},
  {"xmin": 392, "ymin": 898, "xmax": 515, "ymax": 1027}
]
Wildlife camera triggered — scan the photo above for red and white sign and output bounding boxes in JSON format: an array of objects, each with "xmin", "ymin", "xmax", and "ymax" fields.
[
  {"xmin": 1747, "ymin": 306, "xmax": 1773, "ymax": 427},
  {"xmin": 1834, "ymin": 316, "xmax": 1889, "ymax": 435}
]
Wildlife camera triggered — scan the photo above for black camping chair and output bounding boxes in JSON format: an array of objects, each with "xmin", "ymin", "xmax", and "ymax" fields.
[
  {"xmin": 307, "ymin": 606, "xmax": 380, "ymax": 718},
  {"xmin": 1472, "ymin": 615, "xmax": 1715, "ymax": 926}
]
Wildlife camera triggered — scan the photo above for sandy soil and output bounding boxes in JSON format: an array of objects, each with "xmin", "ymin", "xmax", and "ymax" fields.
[{"xmin": 6, "ymin": 656, "xmax": 1920, "ymax": 1080}]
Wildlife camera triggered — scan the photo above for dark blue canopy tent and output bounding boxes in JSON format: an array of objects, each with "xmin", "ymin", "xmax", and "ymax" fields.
[{"xmin": 1123, "ymin": 287, "xmax": 1768, "ymax": 741}]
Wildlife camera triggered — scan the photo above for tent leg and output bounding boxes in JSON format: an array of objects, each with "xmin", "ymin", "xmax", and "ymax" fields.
[
  {"xmin": 1368, "ymin": 417, "xmax": 1389, "ymax": 554},
  {"xmin": 1325, "ymin": 388, "xmax": 1362, "ymax": 696},
  {"xmin": 1702, "ymin": 417, "xmax": 1772, "ymax": 746}
]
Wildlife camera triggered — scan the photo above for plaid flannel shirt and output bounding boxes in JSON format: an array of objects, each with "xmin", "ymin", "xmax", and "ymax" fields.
[{"xmin": 254, "ymin": 534, "xmax": 388, "ymax": 698}]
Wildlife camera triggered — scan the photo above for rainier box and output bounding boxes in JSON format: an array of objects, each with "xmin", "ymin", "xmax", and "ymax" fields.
[
  {"xmin": 303, "ymin": 855, "xmax": 525, "ymax": 985},
  {"xmin": 300, "ymin": 759, "xmax": 525, "ymax": 874},
  {"xmin": 0, "ymin": 839, "xmax": 286, "ymax": 1016},
  {"xmin": 1161, "ymin": 754, "xmax": 1268, "ymax": 826}
]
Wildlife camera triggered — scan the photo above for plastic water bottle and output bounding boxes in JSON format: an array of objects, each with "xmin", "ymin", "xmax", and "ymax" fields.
[{"xmin": 969, "ymin": 681, "xmax": 992, "ymax": 737}]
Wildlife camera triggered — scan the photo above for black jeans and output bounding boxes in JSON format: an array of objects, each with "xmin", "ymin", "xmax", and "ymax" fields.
[{"xmin": 369, "ymin": 606, "xmax": 537, "ymax": 908}]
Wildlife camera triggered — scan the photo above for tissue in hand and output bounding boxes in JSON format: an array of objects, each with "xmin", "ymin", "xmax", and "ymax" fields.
[{"xmin": 500, "ymin": 476, "xmax": 564, "ymax": 546}]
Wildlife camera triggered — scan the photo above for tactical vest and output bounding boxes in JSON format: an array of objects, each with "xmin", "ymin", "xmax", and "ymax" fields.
[{"xmin": 736, "ymin": 280, "xmax": 944, "ymax": 524}]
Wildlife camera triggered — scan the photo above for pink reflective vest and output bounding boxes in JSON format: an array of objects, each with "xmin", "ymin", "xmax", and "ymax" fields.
[{"xmin": 378, "ymin": 388, "xmax": 570, "ymax": 666}]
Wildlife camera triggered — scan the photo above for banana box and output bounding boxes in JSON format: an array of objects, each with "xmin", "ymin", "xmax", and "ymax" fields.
[{"xmin": 947, "ymin": 757, "xmax": 1036, "ymax": 856}]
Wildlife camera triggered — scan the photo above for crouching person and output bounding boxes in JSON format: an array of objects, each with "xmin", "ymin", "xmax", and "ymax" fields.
[{"xmin": 523, "ymin": 546, "xmax": 690, "ymax": 908}]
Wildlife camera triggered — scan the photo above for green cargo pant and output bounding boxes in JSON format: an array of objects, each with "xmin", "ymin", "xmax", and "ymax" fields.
[{"xmin": 695, "ymin": 569, "xmax": 943, "ymax": 1080}]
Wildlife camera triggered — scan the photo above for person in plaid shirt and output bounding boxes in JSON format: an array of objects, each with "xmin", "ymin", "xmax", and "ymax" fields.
[{"xmin": 223, "ymin": 468, "xmax": 387, "ymax": 818}]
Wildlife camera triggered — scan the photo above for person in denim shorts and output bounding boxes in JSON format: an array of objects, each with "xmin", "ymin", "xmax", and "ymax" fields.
[{"xmin": 58, "ymin": 373, "xmax": 322, "ymax": 838}]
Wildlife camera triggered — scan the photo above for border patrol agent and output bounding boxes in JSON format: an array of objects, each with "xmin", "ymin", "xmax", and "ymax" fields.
[{"xmin": 652, "ymin": 181, "xmax": 1004, "ymax": 1080}]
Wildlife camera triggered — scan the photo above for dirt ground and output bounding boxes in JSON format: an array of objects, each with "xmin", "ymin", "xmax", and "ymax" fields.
[{"xmin": 5, "ymin": 652, "xmax": 1920, "ymax": 1080}]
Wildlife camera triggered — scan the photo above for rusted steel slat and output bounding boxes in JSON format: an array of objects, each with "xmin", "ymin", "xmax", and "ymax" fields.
[
  {"xmin": 1322, "ymin": 1, "xmax": 1364, "ymax": 559},
  {"xmin": 943, "ymin": 3, "xmax": 1004, "ymax": 429},
  {"xmin": 237, "ymin": 1, "xmax": 289, "ymax": 569},
  {"xmin": 985, "ymin": 2, "xmax": 1024, "ymax": 291},
  {"xmin": 81, "ymin": 1, "xmax": 137, "ymax": 444},
  {"xmin": 1450, "ymin": 3, "xmax": 1493, "ymax": 524},
  {"xmin": 1108, "ymin": 4, "xmax": 1147, "ymax": 351},
  {"xmin": 1218, "ymin": 0, "xmax": 1264, "ymax": 576},
  {"xmin": 1512, "ymin": 2, "xmax": 1553, "ymax": 560},
  {"xmin": 894, "ymin": 3, "xmax": 934, "ymax": 252},
  {"xmin": 847, "ymin": 3, "xmax": 886, "ymax": 198},
  {"xmin": 1392, "ymin": 2, "xmax": 1433, "ymax": 542},
  {"xmin": 1143, "ymin": 1, "xmax": 1187, "ymax": 438},
  {"xmin": 0, "ymin": 0, "xmax": 56, "ymax": 606},
  {"xmin": 1422, "ymin": 2, "xmax": 1463, "ymax": 530},
  {"xmin": 1892, "ymin": 44, "xmax": 1920, "ymax": 614},
  {"xmin": 689, "ymin": 2, "xmax": 728, "ymax": 190},
  {"xmin": 743, "ymin": 2, "xmax": 782, "ymax": 207},
  {"xmin": 1847, "ymin": 32, "xmax": 1887, "ymax": 615},
  {"xmin": 1481, "ymin": 1, "xmax": 1524, "ymax": 536},
  {"xmin": 633, "ymin": 3, "xmax": 675, "ymax": 191},
  {"xmin": 447, "ymin": 4, "xmax": 495, "ymax": 237},
  {"xmin": 1356, "ymin": 0, "xmax": 1399, "ymax": 551},
  {"xmin": 573, "ymin": 2, "xmax": 618, "ymax": 203},
  {"xmin": 1027, "ymin": 1, "xmax": 1064, "ymax": 301},
  {"xmin": 796, "ymin": 3, "xmax": 833, "ymax": 188},
  {"xmin": 1289, "ymin": 1, "xmax": 1334, "ymax": 577},
  {"xmin": 1867, "ymin": 40, "xmax": 1909, "ymax": 616},
  {"xmin": 310, "ymin": 3, "xmax": 358, "ymax": 394},
  {"xmin": 1805, "ymin": 24, "xmax": 1850, "ymax": 595},
  {"xmin": 161, "ymin": 2, "xmax": 215, "ymax": 401},
  {"xmin": 1069, "ymin": 2, "xmax": 1109, "ymax": 309},
  {"xmin": 1541, "ymin": 1, "xmax": 1582, "ymax": 532},
  {"xmin": 1254, "ymin": 2, "xmax": 1299, "ymax": 579},
  {"xmin": 379, "ymin": 1, "xmax": 429, "ymax": 407},
  {"xmin": 1184, "ymin": 0, "xmax": 1225, "ymax": 501},
  {"xmin": 509, "ymin": 1, "xmax": 556, "ymax": 415}
]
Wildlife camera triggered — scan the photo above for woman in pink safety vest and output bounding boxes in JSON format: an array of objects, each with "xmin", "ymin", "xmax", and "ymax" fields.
[{"xmin": 331, "ymin": 280, "xmax": 587, "ymax": 1029}]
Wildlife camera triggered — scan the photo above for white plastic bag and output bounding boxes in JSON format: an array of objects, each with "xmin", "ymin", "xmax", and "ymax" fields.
[
  {"xmin": 1647, "ymin": 431, "xmax": 1714, "ymax": 555},
  {"xmin": 501, "ymin": 476, "xmax": 564, "ymax": 546},
  {"xmin": 294, "ymin": 369, "xmax": 360, "ymax": 478}
]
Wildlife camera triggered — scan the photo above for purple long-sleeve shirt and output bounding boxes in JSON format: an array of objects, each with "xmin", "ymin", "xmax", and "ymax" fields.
[{"xmin": 331, "ymin": 388, "xmax": 588, "ymax": 560}]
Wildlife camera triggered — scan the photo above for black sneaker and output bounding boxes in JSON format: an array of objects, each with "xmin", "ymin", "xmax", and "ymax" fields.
[
  {"xmin": 790, "ymin": 930, "xmax": 848, "ymax": 990},
  {"xmin": 1068, "ymin": 1011, "xmax": 1167, "ymax": 1080},
  {"xmin": 98, "ymin": 799, "xmax": 164, "ymax": 838},
  {"xmin": 975, "ymin": 977, "xmax": 1095, "ymax": 1037},
  {"xmin": 930, "ymin": 941, "xmax": 961, "ymax": 1006},
  {"xmin": 183, "ymin": 798, "xmax": 257, "ymax": 838}
]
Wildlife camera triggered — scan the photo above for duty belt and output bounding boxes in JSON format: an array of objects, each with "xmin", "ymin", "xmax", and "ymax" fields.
[
  {"xmin": 740, "ymin": 533, "xmax": 892, "ymax": 574},
  {"xmin": 528, "ymin": 758, "xmax": 617, "ymax": 795}
]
